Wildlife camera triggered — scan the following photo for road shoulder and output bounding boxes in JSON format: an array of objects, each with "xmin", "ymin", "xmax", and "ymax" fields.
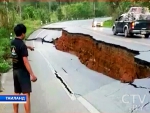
[{"xmin": 0, "ymin": 69, "xmax": 14, "ymax": 113}]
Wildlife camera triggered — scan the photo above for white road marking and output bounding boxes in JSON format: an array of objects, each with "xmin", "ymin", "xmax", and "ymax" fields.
[
  {"xmin": 37, "ymin": 49, "xmax": 55, "ymax": 73},
  {"xmin": 33, "ymin": 40, "xmax": 35, "ymax": 47},
  {"xmin": 36, "ymin": 29, "xmax": 45, "ymax": 38},
  {"xmin": 36, "ymin": 46, "xmax": 76, "ymax": 101},
  {"xmin": 83, "ymin": 27, "xmax": 150, "ymax": 47},
  {"xmin": 33, "ymin": 29, "xmax": 45, "ymax": 47},
  {"xmin": 78, "ymin": 96, "xmax": 101, "ymax": 113}
]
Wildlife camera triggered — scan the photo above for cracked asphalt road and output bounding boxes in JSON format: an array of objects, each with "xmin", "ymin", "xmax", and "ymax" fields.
[{"xmin": 2, "ymin": 17, "xmax": 150, "ymax": 113}]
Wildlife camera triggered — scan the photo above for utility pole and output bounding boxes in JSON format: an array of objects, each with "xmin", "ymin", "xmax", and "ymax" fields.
[
  {"xmin": 93, "ymin": 0, "xmax": 95, "ymax": 22},
  {"xmin": 6, "ymin": 5, "xmax": 9, "ymax": 23},
  {"xmin": 18, "ymin": 0, "xmax": 22, "ymax": 19},
  {"xmin": 4, "ymin": 0, "xmax": 9, "ymax": 23},
  {"xmin": 94, "ymin": 1, "xmax": 95, "ymax": 18},
  {"xmin": 49, "ymin": 1, "xmax": 51, "ymax": 12}
]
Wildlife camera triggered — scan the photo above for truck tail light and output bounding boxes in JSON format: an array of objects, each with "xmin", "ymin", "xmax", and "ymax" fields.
[{"xmin": 131, "ymin": 22, "xmax": 135, "ymax": 29}]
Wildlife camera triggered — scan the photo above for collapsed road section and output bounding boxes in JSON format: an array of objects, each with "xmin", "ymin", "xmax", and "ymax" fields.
[{"xmin": 53, "ymin": 30, "xmax": 150, "ymax": 83}]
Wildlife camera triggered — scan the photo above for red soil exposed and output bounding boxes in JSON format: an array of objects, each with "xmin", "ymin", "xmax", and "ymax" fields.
[{"xmin": 54, "ymin": 30, "xmax": 150, "ymax": 83}]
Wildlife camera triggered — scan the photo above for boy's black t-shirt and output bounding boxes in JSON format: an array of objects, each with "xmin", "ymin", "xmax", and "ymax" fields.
[{"xmin": 11, "ymin": 38, "xmax": 28, "ymax": 69}]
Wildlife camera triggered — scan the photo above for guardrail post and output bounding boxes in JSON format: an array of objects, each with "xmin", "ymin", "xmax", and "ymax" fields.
[{"xmin": 10, "ymin": 33, "xmax": 13, "ymax": 40}]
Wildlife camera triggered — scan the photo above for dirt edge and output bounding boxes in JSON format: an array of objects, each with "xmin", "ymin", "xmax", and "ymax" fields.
[{"xmin": 54, "ymin": 30, "xmax": 150, "ymax": 83}]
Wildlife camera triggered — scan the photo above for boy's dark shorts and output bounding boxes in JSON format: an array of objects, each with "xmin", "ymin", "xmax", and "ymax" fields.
[{"xmin": 13, "ymin": 68, "xmax": 31, "ymax": 93}]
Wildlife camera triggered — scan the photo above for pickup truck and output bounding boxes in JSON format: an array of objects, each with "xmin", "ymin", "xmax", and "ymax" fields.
[{"xmin": 112, "ymin": 14, "xmax": 150, "ymax": 38}]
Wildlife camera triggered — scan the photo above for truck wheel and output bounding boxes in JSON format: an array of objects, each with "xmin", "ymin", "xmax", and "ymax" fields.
[
  {"xmin": 113, "ymin": 27, "xmax": 117, "ymax": 35},
  {"xmin": 145, "ymin": 34, "xmax": 149, "ymax": 38},
  {"xmin": 124, "ymin": 28, "xmax": 129, "ymax": 37}
]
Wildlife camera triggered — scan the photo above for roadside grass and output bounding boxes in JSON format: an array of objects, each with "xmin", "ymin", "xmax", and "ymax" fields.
[
  {"xmin": 103, "ymin": 19, "xmax": 114, "ymax": 28},
  {"xmin": 0, "ymin": 19, "xmax": 41, "ymax": 73},
  {"xmin": 0, "ymin": 38, "xmax": 11, "ymax": 73},
  {"xmin": 23, "ymin": 19, "xmax": 41, "ymax": 39}
]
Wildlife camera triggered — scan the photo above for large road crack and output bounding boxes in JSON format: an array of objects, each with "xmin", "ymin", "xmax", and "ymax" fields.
[
  {"xmin": 131, "ymin": 102, "xmax": 150, "ymax": 113},
  {"xmin": 42, "ymin": 28, "xmax": 63, "ymax": 31},
  {"xmin": 26, "ymin": 35, "xmax": 54, "ymax": 44},
  {"xmin": 54, "ymin": 70, "xmax": 73, "ymax": 94},
  {"xmin": 54, "ymin": 70, "xmax": 82, "ymax": 98},
  {"xmin": 129, "ymin": 83, "xmax": 150, "ymax": 89},
  {"xmin": 129, "ymin": 83, "xmax": 150, "ymax": 113},
  {"xmin": 143, "ymin": 102, "xmax": 150, "ymax": 108},
  {"xmin": 131, "ymin": 105, "xmax": 141, "ymax": 113}
]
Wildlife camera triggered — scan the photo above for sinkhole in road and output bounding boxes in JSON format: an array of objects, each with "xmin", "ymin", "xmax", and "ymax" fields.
[{"xmin": 53, "ymin": 30, "xmax": 150, "ymax": 83}]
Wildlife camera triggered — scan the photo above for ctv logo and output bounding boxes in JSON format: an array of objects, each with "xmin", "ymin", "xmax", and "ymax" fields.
[{"xmin": 122, "ymin": 94, "xmax": 147, "ymax": 111}]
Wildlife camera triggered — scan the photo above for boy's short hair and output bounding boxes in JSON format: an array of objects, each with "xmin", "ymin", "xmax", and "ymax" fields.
[{"xmin": 14, "ymin": 24, "xmax": 26, "ymax": 37}]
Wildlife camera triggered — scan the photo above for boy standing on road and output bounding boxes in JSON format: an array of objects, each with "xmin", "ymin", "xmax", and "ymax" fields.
[{"xmin": 11, "ymin": 24, "xmax": 37, "ymax": 113}]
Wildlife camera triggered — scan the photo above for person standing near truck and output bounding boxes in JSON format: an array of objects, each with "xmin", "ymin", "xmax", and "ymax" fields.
[{"xmin": 11, "ymin": 23, "xmax": 37, "ymax": 113}]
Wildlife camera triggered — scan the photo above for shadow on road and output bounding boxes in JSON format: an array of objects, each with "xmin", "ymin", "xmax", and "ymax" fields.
[{"xmin": 116, "ymin": 33, "xmax": 149, "ymax": 39}]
